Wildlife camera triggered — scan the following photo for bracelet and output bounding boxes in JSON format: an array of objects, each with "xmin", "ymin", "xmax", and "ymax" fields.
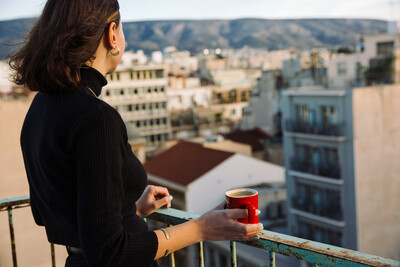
[
  {"xmin": 159, "ymin": 228, "xmax": 170, "ymax": 257},
  {"xmin": 160, "ymin": 228, "xmax": 170, "ymax": 240}
]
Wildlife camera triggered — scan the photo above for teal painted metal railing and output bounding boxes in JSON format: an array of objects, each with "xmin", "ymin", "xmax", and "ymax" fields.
[{"xmin": 1, "ymin": 196, "xmax": 399, "ymax": 267}]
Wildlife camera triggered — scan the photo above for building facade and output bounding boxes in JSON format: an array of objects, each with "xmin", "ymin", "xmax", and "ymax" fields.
[
  {"xmin": 102, "ymin": 64, "xmax": 171, "ymax": 155},
  {"xmin": 282, "ymin": 85, "xmax": 400, "ymax": 260}
]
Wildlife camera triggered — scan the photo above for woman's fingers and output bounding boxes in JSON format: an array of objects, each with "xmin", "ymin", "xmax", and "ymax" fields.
[
  {"xmin": 226, "ymin": 208, "xmax": 248, "ymax": 220},
  {"xmin": 149, "ymin": 185, "xmax": 170, "ymax": 198}
]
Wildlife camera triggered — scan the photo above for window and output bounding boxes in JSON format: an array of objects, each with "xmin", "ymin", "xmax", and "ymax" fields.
[
  {"xmin": 160, "ymin": 87, "xmax": 165, "ymax": 92},
  {"xmin": 116, "ymin": 73, "xmax": 120, "ymax": 80},
  {"xmin": 128, "ymin": 105, "xmax": 132, "ymax": 111},
  {"xmin": 156, "ymin": 69, "xmax": 164, "ymax": 78},
  {"xmin": 142, "ymin": 104, "xmax": 146, "ymax": 110},
  {"xmin": 148, "ymin": 88, "xmax": 152, "ymax": 93},
  {"xmin": 120, "ymin": 89, "xmax": 124, "ymax": 95},
  {"xmin": 105, "ymin": 90, "xmax": 110, "ymax": 96},
  {"xmin": 324, "ymin": 148, "xmax": 339, "ymax": 168},
  {"xmin": 136, "ymin": 72, "xmax": 140, "ymax": 79},
  {"xmin": 321, "ymin": 106, "xmax": 337, "ymax": 125},
  {"xmin": 296, "ymin": 104, "xmax": 309, "ymax": 123},
  {"xmin": 377, "ymin": 41, "xmax": 394, "ymax": 56},
  {"xmin": 130, "ymin": 72, "xmax": 134, "ymax": 80},
  {"xmin": 337, "ymin": 62, "xmax": 347, "ymax": 75},
  {"xmin": 135, "ymin": 105, "xmax": 139, "ymax": 111},
  {"xmin": 134, "ymin": 89, "xmax": 138, "ymax": 94}
]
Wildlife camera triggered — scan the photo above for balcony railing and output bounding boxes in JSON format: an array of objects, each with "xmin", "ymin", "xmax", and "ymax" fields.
[
  {"xmin": 291, "ymin": 158, "xmax": 341, "ymax": 179},
  {"xmin": 285, "ymin": 120, "xmax": 345, "ymax": 137},
  {"xmin": 291, "ymin": 196, "xmax": 343, "ymax": 221},
  {"xmin": 1, "ymin": 196, "xmax": 399, "ymax": 267}
]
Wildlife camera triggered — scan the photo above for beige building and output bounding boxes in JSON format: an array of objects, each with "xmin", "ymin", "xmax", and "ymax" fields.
[
  {"xmin": 0, "ymin": 97, "xmax": 68, "ymax": 267},
  {"xmin": 102, "ymin": 63, "xmax": 171, "ymax": 156},
  {"xmin": 352, "ymin": 84, "xmax": 400, "ymax": 259}
]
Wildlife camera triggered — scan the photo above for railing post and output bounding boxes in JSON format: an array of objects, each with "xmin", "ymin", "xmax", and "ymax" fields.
[
  {"xmin": 51, "ymin": 243, "xmax": 56, "ymax": 267},
  {"xmin": 230, "ymin": 241, "xmax": 237, "ymax": 267},
  {"xmin": 8, "ymin": 208, "xmax": 18, "ymax": 267},
  {"xmin": 198, "ymin": 241, "xmax": 204, "ymax": 267},
  {"xmin": 269, "ymin": 251, "xmax": 275, "ymax": 267},
  {"xmin": 168, "ymin": 224, "xmax": 175, "ymax": 267}
]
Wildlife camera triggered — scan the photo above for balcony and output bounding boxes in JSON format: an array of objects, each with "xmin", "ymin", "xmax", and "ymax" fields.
[
  {"xmin": 285, "ymin": 120, "xmax": 345, "ymax": 137},
  {"xmin": 1, "ymin": 196, "xmax": 399, "ymax": 267},
  {"xmin": 291, "ymin": 158, "xmax": 341, "ymax": 179},
  {"xmin": 291, "ymin": 196, "xmax": 343, "ymax": 221}
]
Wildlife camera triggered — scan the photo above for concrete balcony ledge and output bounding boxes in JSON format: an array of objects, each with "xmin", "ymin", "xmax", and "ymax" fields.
[
  {"xmin": 290, "ymin": 208, "xmax": 346, "ymax": 228},
  {"xmin": 288, "ymin": 170, "xmax": 345, "ymax": 186},
  {"xmin": 285, "ymin": 131, "xmax": 347, "ymax": 142}
]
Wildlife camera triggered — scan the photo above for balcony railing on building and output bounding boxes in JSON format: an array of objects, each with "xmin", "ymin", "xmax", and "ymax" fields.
[
  {"xmin": 290, "ymin": 158, "xmax": 341, "ymax": 179},
  {"xmin": 291, "ymin": 196, "xmax": 343, "ymax": 221},
  {"xmin": 285, "ymin": 120, "xmax": 345, "ymax": 137},
  {"xmin": 1, "ymin": 196, "xmax": 399, "ymax": 267}
]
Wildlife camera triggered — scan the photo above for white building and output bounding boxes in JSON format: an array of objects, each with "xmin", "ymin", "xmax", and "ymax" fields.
[
  {"xmin": 328, "ymin": 32, "xmax": 400, "ymax": 87},
  {"xmin": 144, "ymin": 141, "xmax": 285, "ymax": 214},
  {"xmin": 144, "ymin": 141, "xmax": 286, "ymax": 267},
  {"xmin": 0, "ymin": 61, "xmax": 14, "ymax": 96},
  {"xmin": 163, "ymin": 46, "xmax": 199, "ymax": 75},
  {"xmin": 167, "ymin": 76, "xmax": 211, "ymax": 111},
  {"xmin": 241, "ymin": 71, "xmax": 281, "ymax": 135}
]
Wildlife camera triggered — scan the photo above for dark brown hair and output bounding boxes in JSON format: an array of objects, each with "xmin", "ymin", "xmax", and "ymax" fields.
[{"xmin": 8, "ymin": 0, "xmax": 120, "ymax": 93}]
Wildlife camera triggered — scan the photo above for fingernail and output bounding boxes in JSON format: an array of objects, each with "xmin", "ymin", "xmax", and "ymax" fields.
[
  {"xmin": 169, "ymin": 195, "xmax": 173, "ymax": 201},
  {"xmin": 256, "ymin": 209, "xmax": 261, "ymax": 216},
  {"xmin": 259, "ymin": 223, "xmax": 264, "ymax": 230},
  {"xmin": 254, "ymin": 236, "xmax": 259, "ymax": 240}
]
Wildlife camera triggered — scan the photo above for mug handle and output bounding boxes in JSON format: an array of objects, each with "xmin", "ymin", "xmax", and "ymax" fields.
[{"xmin": 241, "ymin": 203, "xmax": 256, "ymax": 223}]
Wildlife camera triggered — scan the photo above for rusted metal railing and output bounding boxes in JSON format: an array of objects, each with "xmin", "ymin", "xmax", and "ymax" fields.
[
  {"xmin": 1, "ymin": 196, "xmax": 400, "ymax": 267},
  {"xmin": 0, "ymin": 196, "xmax": 56, "ymax": 267}
]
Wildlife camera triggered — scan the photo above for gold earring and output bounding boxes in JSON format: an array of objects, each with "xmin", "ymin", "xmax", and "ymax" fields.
[{"xmin": 111, "ymin": 46, "xmax": 120, "ymax": 56}]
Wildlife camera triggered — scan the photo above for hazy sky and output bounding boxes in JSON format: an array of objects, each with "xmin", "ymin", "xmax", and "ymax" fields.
[{"xmin": 0, "ymin": 0, "xmax": 399, "ymax": 22}]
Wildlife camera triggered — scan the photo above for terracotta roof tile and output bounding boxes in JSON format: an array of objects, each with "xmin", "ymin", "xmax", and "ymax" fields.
[{"xmin": 144, "ymin": 141, "xmax": 234, "ymax": 186}]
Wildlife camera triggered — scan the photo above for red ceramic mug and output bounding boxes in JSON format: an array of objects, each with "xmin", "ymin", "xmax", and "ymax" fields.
[{"xmin": 225, "ymin": 188, "xmax": 259, "ymax": 224}]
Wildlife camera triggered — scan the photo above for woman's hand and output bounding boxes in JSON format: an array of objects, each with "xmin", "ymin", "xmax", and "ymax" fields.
[
  {"xmin": 136, "ymin": 185, "xmax": 172, "ymax": 217},
  {"xmin": 195, "ymin": 202, "xmax": 263, "ymax": 241}
]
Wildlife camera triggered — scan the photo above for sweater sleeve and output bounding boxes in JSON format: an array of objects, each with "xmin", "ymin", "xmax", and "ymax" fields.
[{"xmin": 72, "ymin": 104, "xmax": 158, "ymax": 266}]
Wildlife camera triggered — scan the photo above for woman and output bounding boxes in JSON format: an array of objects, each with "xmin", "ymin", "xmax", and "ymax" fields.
[{"xmin": 9, "ymin": 0, "xmax": 262, "ymax": 266}]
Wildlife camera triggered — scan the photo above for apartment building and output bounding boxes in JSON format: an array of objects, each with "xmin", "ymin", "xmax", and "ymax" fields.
[
  {"xmin": 328, "ymin": 32, "xmax": 400, "ymax": 87},
  {"xmin": 281, "ymin": 84, "xmax": 400, "ymax": 260},
  {"xmin": 102, "ymin": 63, "xmax": 171, "ymax": 155}
]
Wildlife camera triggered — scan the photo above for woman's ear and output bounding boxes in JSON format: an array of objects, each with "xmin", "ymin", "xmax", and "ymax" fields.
[{"xmin": 105, "ymin": 22, "xmax": 118, "ymax": 50}]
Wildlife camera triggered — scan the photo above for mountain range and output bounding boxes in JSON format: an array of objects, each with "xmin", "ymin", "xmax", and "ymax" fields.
[{"xmin": 0, "ymin": 18, "xmax": 387, "ymax": 59}]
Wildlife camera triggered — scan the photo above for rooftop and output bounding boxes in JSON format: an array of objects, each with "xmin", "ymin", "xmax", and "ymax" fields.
[{"xmin": 144, "ymin": 141, "xmax": 234, "ymax": 186}]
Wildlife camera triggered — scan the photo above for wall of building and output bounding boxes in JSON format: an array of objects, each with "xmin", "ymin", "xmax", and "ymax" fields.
[
  {"xmin": 186, "ymin": 154, "xmax": 285, "ymax": 214},
  {"xmin": 352, "ymin": 84, "xmax": 400, "ymax": 260},
  {"xmin": 0, "ymin": 98, "xmax": 68, "ymax": 267}
]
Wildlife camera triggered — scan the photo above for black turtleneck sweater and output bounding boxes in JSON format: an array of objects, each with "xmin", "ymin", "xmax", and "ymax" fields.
[{"xmin": 20, "ymin": 67, "xmax": 158, "ymax": 267}]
